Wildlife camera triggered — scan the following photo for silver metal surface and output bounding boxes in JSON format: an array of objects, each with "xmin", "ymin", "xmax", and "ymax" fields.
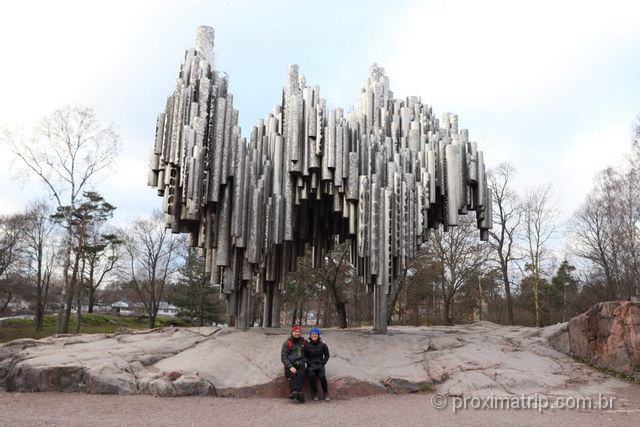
[{"xmin": 148, "ymin": 27, "xmax": 492, "ymax": 330}]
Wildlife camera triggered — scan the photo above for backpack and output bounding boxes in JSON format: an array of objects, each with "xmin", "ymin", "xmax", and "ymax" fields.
[{"xmin": 287, "ymin": 338, "xmax": 306, "ymax": 350}]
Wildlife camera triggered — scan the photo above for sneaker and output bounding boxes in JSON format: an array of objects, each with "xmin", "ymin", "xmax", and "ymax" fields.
[
  {"xmin": 297, "ymin": 392, "xmax": 305, "ymax": 403},
  {"xmin": 313, "ymin": 393, "xmax": 320, "ymax": 401},
  {"xmin": 323, "ymin": 393, "xmax": 330, "ymax": 401},
  {"xmin": 288, "ymin": 392, "xmax": 296, "ymax": 400}
]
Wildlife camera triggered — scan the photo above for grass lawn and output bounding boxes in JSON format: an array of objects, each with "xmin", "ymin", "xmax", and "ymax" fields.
[{"xmin": 0, "ymin": 314, "xmax": 192, "ymax": 344}]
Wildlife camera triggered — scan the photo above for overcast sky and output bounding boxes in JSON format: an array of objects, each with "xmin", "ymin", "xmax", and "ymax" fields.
[{"xmin": 1, "ymin": 0, "xmax": 639, "ymax": 239}]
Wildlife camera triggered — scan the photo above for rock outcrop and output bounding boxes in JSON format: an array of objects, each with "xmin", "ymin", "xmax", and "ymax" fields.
[
  {"xmin": 548, "ymin": 301, "xmax": 640, "ymax": 376},
  {"xmin": 0, "ymin": 321, "xmax": 630, "ymax": 399}
]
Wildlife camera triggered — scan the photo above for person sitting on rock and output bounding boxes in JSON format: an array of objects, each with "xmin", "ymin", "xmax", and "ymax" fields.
[
  {"xmin": 281, "ymin": 325, "xmax": 307, "ymax": 403},
  {"xmin": 304, "ymin": 327, "xmax": 330, "ymax": 401}
]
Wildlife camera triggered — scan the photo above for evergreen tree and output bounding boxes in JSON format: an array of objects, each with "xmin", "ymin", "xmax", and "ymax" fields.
[
  {"xmin": 51, "ymin": 191, "xmax": 116, "ymax": 332},
  {"xmin": 550, "ymin": 260, "xmax": 578, "ymax": 322},
  {"xmin": 171, "ymin": 247, "xmax": 223, "ymax": 326}
]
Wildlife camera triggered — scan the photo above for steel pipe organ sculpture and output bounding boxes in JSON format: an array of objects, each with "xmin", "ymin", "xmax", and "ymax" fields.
[{"xmin": 148, "ymin": 26, "xmax": 492, "ymax": 330}]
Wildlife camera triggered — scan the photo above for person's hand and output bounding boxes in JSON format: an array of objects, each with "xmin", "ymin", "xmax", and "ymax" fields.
[{"xmin": 290, "ymin": 367, "xmax": 297, "ymax": 374}]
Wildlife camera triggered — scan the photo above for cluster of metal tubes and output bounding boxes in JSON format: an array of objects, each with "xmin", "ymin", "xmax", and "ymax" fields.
[{"xmin": 148, "ymin": 26, "xmax": 492, "ymax": 330}]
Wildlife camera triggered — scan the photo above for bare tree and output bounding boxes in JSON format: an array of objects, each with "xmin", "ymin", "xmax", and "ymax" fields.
[
  {"xmin": 319, "ymin": 243, "xmax": 352, "ymax": 329},
  {"xmin": 570, "ymin": 194, "xmax": 614, "ymax": 298},
  {"xmin": 284, "ymin": 241, "xmax": 354, "ymax": 328},
  {"xmin": 21, "ymin": 201, "xmax": 58, "ymax": 330},
  {"xmin": 428, "ymin": 216, "xmax": 490, "ymax": 325},
  {"xmin": 488, "ymin": 162, "xmax": 521, "ymax": 325},
  {"xmin": 615, "ymin": 146, "xmax": 640, "ymax": 300},
  {"xmin": 5, "ymin": 106, "xmax": 120, "ymax": 332},
  {"xmin": 521, "ymin": 184, "xmax": 559, "ymax": 327},
  {"xmin": 283, "ymin": 249, "xmax": 319, "ymax": 327},
  {"xmin": 571, "ymin": 150, "xmax": 640, "ymax": 302},
  {"xmin": 0, "ymin": 213, "xmax": 26, "ymax": 314},
  {"xmin": 120, "ymin": 211, "xmax": 184, "ymax": 328},
  {"xmin": 387, "ymin": 247, "xmax": 429, "ymax": 326},
  {"xmin": 0, "ymin": 214, "xmax": 25, "ymax": 278},
  {"xmin": 566, "ymin": 116, "xmax": 640, "ymax": 307}
]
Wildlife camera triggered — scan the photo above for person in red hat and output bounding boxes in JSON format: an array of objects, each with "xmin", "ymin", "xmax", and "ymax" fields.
[{"xmin": 281, "ymin": 325, "xmax": 307, "ymax": 403}]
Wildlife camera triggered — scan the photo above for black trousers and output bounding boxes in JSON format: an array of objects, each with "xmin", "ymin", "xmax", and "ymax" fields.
[
  {"xmin": 284, "ymin": 366, "xmax": 305, "ymax": 393},
  {"xmin": 307, "ymin": 366, "xmax": 328, "ymax": 394}
]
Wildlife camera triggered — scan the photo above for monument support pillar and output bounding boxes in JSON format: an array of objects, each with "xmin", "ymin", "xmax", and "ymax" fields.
[
  {"xmin": 373, "ymin": 284, "xmax": 388, "ymax": 332},
  {"xmin": 272, "ymin": 289, "xmax": 282, "ymax": 327},
  {"xmin": 263, "ymin": 282, "xmax": 274, "ymax": 327}
]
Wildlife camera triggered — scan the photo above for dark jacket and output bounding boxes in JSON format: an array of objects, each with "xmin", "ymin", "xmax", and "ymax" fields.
[
  {"xmin": 304, "ymin": 338, "xmax": 330, "ymax": 369},
  {"xmin": 281, "ymin": 335, "xmax": 307, "ymax": 369}
]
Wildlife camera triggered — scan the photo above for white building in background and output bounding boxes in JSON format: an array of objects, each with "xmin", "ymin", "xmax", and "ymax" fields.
[
  {"xmin": 76, "ymin": 300, "xmax": 179, "ymax": 317},
  {"xmin": 7, "ymin": 300, "xmax": 31, "ymax": 311},
  {"xmin": 111, "ymin": 300, "xmax": 134, "ymax": 316},
  {"xmin": 158, "ymin": 302, "xmax": 179, "ymax": 317}
]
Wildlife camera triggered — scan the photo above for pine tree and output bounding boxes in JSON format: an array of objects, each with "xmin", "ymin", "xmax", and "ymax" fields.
[
  {"xmin": 51, "ymin": 191, "xmax": 116, "ymax": 332},
  {"xmin": 171, "ymin": 247, "xmax": 223, "ymax": 326},
  {"xmin": 550, "ymin": 260, "xmax": 578, "ymax": 322}
]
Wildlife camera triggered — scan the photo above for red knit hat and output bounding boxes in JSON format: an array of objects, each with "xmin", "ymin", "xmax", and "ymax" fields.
[{"xmin": 291, "ymin": 325, "xmax": 302, "ymax": 332}]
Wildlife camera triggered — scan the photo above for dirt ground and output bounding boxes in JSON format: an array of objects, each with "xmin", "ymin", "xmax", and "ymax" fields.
[{"xmin": 1, "ymin": 385, "xmax": 640, "ymax": 427}]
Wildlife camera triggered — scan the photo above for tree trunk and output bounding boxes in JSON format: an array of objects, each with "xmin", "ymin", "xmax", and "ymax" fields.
[
  {"xmin": 321, "ymin": 297, "xmax": 330, "ymax": 328},
  {"xmin": 501, "ymin": 269, "xmax": 514, "ymax": 325},
  {"xmin": 0, "ymin": 291, "xmax": 10, "ymax": 314},
  {"xmin": 336, "ymin": 302, "xmax": 347, "ymax": 329},
  {"xmin": 41, "ymin": 270, "xmax": 51, "ymax": 330},
  {"xmin": 412, "ymin": 294, "xmax": 421, "ymax": 327},
  {"xmin": 35, "ymin": 250, "xmax": 44, "ymax": 330},
  {"xmin": 62, "ymin": 250, "xmax": 81, "ymax": 333},
  {"xmin": 199, "ymin": 298, "xmax": 205, "ymax": 326},
  {"xmin": 534, "ymin": 280, "xmax": 540, "ymax": 327},
  {"xmin": 56, "ymin": 227, "xmax": 73, "ymax": 333},
  {"xmin": 291, "ymin": 304, "xmax": 297, "ymax": 326},
  {"xmin": 75, "ymin": 293, "xmax": 82, "ymax": 334},
  {"xmin": 35, "ymin": 283, "xmax": 44, "ymax": 331},
  {"xmin": 199, "ymin": 282, "xmax": 205, "ymax": 326},
  {"xmin": 443, "ymin": 297, "xmax": 453, "ymax": 326},
  {"xmin": 562, "ymin": 287, "xmax": 567, "ymax": 323},
  {"xmin": 88, "ymin": 287, "xmax": 95, "ymax": 314},
  {"xmin": 35, "ymin": 302, "xmax": 44, "ymax": 330},
  {"xmin": 148, "ymin": 313, "xmax": 156, "ymax": 328},
  {"xmin": 387, "ymin": 273, "xmax": 408, "ymax": 325},
  {"xmin": 477, "ymin": 278, "xmax": 483, "ymax": 322}
]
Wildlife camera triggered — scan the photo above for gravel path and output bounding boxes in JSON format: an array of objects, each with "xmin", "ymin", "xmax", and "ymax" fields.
[{"xmin": 2, "ymin": 386, "xmax": 640, "ymax": 427}]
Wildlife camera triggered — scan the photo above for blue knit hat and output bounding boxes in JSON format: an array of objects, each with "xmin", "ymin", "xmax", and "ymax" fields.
[{"xmin": 310, "ymin": 327, "xmax": 321, "ymax": 335}]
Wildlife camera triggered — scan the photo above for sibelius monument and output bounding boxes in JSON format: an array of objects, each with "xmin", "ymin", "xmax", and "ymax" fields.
[{"xmin": 148, "ymin": 26, "xmax": 492, "ymax": 331}]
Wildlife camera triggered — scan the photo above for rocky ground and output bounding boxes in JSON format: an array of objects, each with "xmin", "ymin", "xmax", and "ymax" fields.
[
  {"xmin": 0, "ymin": 321, "xmax": 636, "ymax": 398},
  {"xmin": 1, "ymin": 314, "xmax": 639, "ymax": 425},
  {"xmin": 548, "ymin": 301, "xmax": 640, "ymax": 376}
]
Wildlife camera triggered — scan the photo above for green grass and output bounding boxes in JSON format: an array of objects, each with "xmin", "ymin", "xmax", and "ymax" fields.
[
  {"xmin": 0, "ymin": 314, "xmax": 192, "ymax": 344},
  {"xmin": 349, "ymin": 321, "xmax": 372, "ymax": 328},
  {"xmin": 418, "ymin": 383, "xmax": 434, "ymax": 392}
]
